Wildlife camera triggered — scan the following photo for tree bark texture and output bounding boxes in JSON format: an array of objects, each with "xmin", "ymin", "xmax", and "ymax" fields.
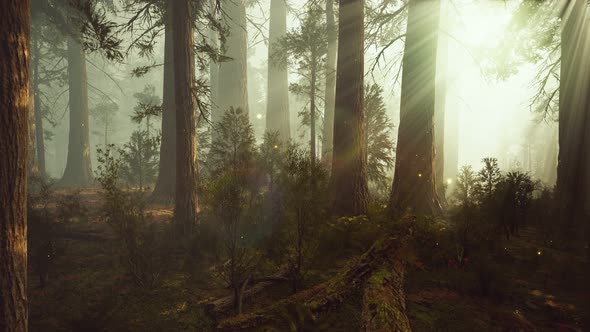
[
  {"xmin": 61, "ymin": 36, "xmax": 93, "ymax": 186},
  {"xmin": 266, "ymin": 0, "xmax": 290, "ymax": 141},
  {"xmin": 322, "ymin": 0, "xmax": 337, "ymax": 166},
  {"xmin": 557, "ymin": 0, "xmax": 590, "ymax": 235},
  {"xmin": 172, "ymin": 0, "xmax": 199, "ymax": 234},
  {"xmin": 33, "ymin": 35, "xmax": 45, "ymax": 177},
  {"xmin": 0, "ymin": 1, "xmax": 30, "ymax": 330},
  {"xmin": 152, "ymin": 1, "xmax": 177, "ymax": 204},
  {"xmin": 390, "ymin": 0, "xmax": 442, "ymax": 216},
  {"xmin": 217, "ymin": 0, "xmax": 249, "ymax": 121},
  {"xmin": 331, "ymin": 0, "xmax": 369, "ymax": 216},
  {"xmin": 434, "ymin": 1, "xmax": 447, "ymax": 203}
]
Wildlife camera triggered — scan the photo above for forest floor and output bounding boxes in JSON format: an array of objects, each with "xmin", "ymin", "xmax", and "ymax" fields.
[{"xmin": 28, "ymin": 189, "xmax": 589, "ymax": 331}]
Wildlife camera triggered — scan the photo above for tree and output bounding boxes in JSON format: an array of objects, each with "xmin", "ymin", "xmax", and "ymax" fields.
[
  {"xmin": 321, "ymin": 0, "xmax": 337, "ymax": 166},
  {"xmin": 0, "ymin": 1, "xmax": 30, "ymax": 330},
  {"xmin": 265, "ymin": 0, "xmax": 290, "ymax": 141},
  {"xmin": 132, "ymin": 84, "xmax": 162, "ymax": 137},
  {"xmin": 331, "ymin": 0, "xmax": 369, "ymax": 216},
  {"xmin": 152, "ymin": 0, "xmax": 176, "ymax": 203},
  {"xmin": 28, "ymin": 72, "xmax": 40, "ymax": 177},
  {"xmin": 453, "ymin": 166, "xmax": 477, "ymax": 207},
  {"xmin": 60, "ymin": 16, "xmax": 93, "ymax": 186},
  {"xmin": 120, "ymin": 130, "xmax": 161, "ymax": 191},
  {"xmin": 273, "ymin": 4, "xmax": 328, "ymax": 161},
  {"xmin": 206, "ymin": 106, "xmax": 258, "ymax": 313},
  {"xmin": 364, "ymin": 84, "xmax": 395, "ymax": 195},
  {"xmin": 473, "ymin": 157, "xmax": 503, "ymax": 204},
  {"xmin": 434, "ymin": 1, "xmax": 448, "ymax": 202},
  {"xmin": 209, "ymin": 107, "xmax": 256, "ymax": 176},
  {"xmin": 277, "ymin": 146, "xmax": 328, "ymax": 292},
  {"xmin": 390, "ymin": 0, "xmax": 442, "ymax": 216},
  {"xmin": 556, "ymin": 0, "xmax": 590, "ymax": 239},
  {"xmin": 216, "ymin": 0, "xmax": 249, "ymax": 127},
  {"xmin": 90, "ymin": 100, "xmax": 118, "ymax": 147},
  {"xmin": 172, "ymin": 0, "xmax": 199, "ymax": 234}
]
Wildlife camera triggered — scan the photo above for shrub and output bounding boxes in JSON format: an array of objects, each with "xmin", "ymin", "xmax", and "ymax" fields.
[
  {"xmin": 96, "ymin": 145, "xmax": 163, "ymax": 288},
  {"xmin": 119, "ymin": 130, "xmax": 160, "ymax": 190},
  {"xmin": 56, "ymin": 190, "xmax": 88, "ymax": 223}
]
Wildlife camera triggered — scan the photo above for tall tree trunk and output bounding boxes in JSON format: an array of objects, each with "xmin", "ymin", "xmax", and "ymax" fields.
[
  {"xmin": 390, "ymin": 0, "xmax": 442, "ymax": 216},
  {"xmin": 217, "ymin": 0, "xmax": 249, "ymax": 123},
  {"xmin": 0, "ymin": 1, "xmax": 30, "ymax": 330},
  {"xmin": 33, "ymin": 36, "xmax": 45, "ymax": 177},
  {"xmin": 434, "ymin": 0, "xmax": 447, "ymax": 203},
  {"xmin": 152, "ymin": 2, "xmax": 176, "ymax": 203},
  {"xmin": 543, "ymin": 124, "xmax": 558, "ymax": 186},
  {"xmin": 61, "ymin": 37, "xmax": 93, "ymax": 186},
  {"xmin": 322, "ymin": 0, "xmax": 337, "ymax": 165},
  {"xmin": 265, "ymin": 0, "xmax": 290, "ymax": 141},
  {"xmin": 444, "ymin": 97, "xmax": 458, "ymax": 182},
  {"xmin": 209, "ymin": 0, "xmax": 220, "ymax": 119},
  {"xmin": 28, "ymin": 67, "xmax": 39, "ymax": 177},
  {"xmin": 310, "ymin": 53, "xmax": 317, "ymax": 161},
  {"xmin": 331, "ymin": 0, "xmax": 369, "ymax": 216},
  {"xmin": 172, "ymin": 0, "xmax": 199, "ymax": 234},
  {"xmin": 557, "ymin": 0, "xmax": 590, "ymax": 237}
]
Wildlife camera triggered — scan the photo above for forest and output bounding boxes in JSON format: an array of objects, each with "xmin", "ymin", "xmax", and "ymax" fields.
[{"xmin": 1, "ymin": 0, "xmax": 589, "ymax": 331}]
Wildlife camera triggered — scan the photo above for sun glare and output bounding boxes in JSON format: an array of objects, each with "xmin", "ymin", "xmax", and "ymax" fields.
[{"xmin": 453, "ymin": 2, "xmax": 515, "ymax": 49}]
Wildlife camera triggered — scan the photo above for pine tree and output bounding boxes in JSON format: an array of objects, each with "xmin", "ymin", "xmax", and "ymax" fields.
[
  {"xmin": 272, "ymin": 4, "xmax": 328, "ymax": 160},
  {"xmin": 331, "ymin": 0, "xmax": 369, "ymax": 216},
  {"xmin": 390, "ymin": 0, "xmax": 441, "ymax": 216},
  {"xmin": 0, "ymin": 2, "xmax": 30, "ymax": 330}
]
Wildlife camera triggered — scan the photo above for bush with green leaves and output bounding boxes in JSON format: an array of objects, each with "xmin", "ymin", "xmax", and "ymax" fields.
[
  {"xmin": 473, "ymin": 157, "xmax": 503, "ymax": 204},
  {"xmin": 203, "ymin": 106, "xmax": 262, "ymax": 312},
  {"xmin": 95, "ymin": 145, "xmax": 163, "ymax": 288},
  {"xmin": 119, "ymin": 130, "xmax": 160, "ymax": 190},
  {"xmin": 496, "ymin": 171, "xmax": 535, "ymax": 239},
  {"xmin": 208, "ymin": 107, "xmax": 257, "ymax": 176},
  {"xmin": 275, "ymin": 145, "xmax": 329, "ymax": 292}
]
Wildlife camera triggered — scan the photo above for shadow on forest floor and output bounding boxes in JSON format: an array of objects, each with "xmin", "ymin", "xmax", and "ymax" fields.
[{"xmin": 28, "ymin": 189, "xmax": 589, "ymax": 331}]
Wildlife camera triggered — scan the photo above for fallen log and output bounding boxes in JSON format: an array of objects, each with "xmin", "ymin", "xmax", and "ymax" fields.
[
  {"xmin": 217, "ymin": 223, "xmax": 414, "ymax": 331},
  {"xmin": 205, "ymin": 268, "xmax": 290, "ymax": 318},
  {"xmin": 361, "ymin": 263, "xmax": 411, "ymax": 331}
]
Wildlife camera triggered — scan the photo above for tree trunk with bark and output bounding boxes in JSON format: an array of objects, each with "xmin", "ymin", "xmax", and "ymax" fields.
[
  {"xmin": 172, "ymin": 0, "xmax": 199, "ymax": 234},
  {"xmin": 543, "ymin": 124, "xmax": 558, "ymax": 186},
  {"xmin": 557, "ymin": 0, "xmax": 590, "ymax": 237},
  {"xmin": 28, "ymin": 68, "xmax": 39, "ymax": 177},
  {"xmin": 33, "ymin": 35, "xmax": 45, "ymax": 177},
  {"xmin": 434, "ymin": 1, "xmax": 447, "ymax": 203},
  {"xmin": 209, "ymin": 0, "xmax": 220, "ymax": 119},
  {"xmin": 322, "ymin": 0, "xmax": 337, "ymax": 166},
  {"xmin": 152, "ymin": 1, "xmax": 176, "ymax": 204},
  {"xmin": 331, "ymin": 0, "xmax": 369, "ymax": 216},
  {"xmin": 216, "ymin": 223, "xmax": 414, "ymax": 331},
  {"xmin": 390, "ymin": 0, "xmax": 442, "ymax": 216},
  {"xmin": 217, "ymin": 0, "xmax": 249, "ymax": 124},
  {"xmin": 266, "ymin": 0, "xmax": 290, "ymax": 141},
  {"xmin": 0, "ymin": 2, "xmax": 30, "ymax": 331},
  {"xmin": 310, "ymin": 51, "xmax": 317, "ymax": 160},
  {"xmin": 61, "ymin": 36, "xmax": 93, "ymax": 186}
]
